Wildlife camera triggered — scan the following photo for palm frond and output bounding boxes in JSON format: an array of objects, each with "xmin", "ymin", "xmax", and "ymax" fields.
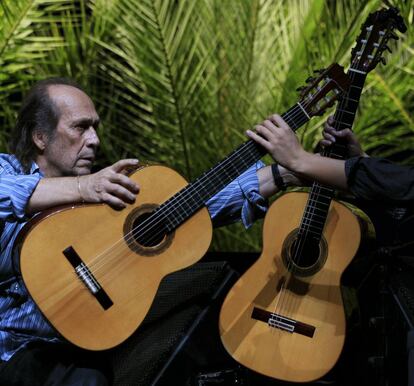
[{"xmin": 0, "ymin": 0, "xmax": 81, "ymax": 148}]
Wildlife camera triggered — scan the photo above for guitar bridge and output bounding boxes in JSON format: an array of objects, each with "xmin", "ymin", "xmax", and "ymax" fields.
[
  {"xmin": 63, "ymin": 246, "xmax": 113, "ymax": 310},
  {"xmin": 251, "ymin": 307, "xmax": 315, "ymax": 338}
]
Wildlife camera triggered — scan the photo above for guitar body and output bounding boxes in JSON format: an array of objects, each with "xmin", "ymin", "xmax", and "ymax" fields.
[
  {"xmin": 219, "ymin": 192, "xmax": 363, "ymax": 383},
  {"xmin": 17, "ymin": 165, "xmax": 213, "ymax": 350}
]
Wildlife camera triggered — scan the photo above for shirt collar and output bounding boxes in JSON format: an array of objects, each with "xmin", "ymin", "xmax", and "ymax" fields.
[{"xmin": 29, "ymin": 161, "xmax": 42, "ymax": 176}]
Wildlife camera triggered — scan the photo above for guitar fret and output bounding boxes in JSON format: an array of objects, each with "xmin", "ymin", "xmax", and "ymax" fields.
[
  {"xmin": 304, "ymin": 206, "xmax": 327, "ymax": 214},
  {"xmin": 340, "ymin": 103, "xmax": 359, "ymax": 113},
  {"xmin": 342, "ymin": 97, "xmax": 359, "ymax": 103},
  {"xmin": 303, "ymin": 214, "xmax": 327, "ymax": 223},
  {"xmin": 300, "ymin": 226, "xmax": 322, "ymax": 237},
  {"xmin": 307, "ymin": 198, "xmax": 330, "ymax": 207},
  {"xmin": 309, "ymin": 192, "xmax": 333, "ymax": 201},
  {"xmin": 296, "ymin": 102, "xmax": 311, "ymax": 120},
  {"xmin": 336, "ymin": 108, "xmax": 356, "ymax": 115},
  {"xmin": 302, "ymin": 217, "xmax": 326, "ymax": 226},
  {"xmin": 311, "ymin": 187, "xmax": 335, "ymax": 196},
  {"xmin": 348, "ymin": 68, "xmax": 366, "ymax": 75}
]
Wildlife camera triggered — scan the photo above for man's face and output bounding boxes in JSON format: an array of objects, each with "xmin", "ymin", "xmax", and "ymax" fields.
[{"xmin": 40, "ymin": 85, "xmax": 100, "ymax": 177}]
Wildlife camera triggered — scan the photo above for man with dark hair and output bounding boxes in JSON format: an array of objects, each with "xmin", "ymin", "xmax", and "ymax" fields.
[
  {"xmin": 0, "ymin": 78, "xmax": 294, "ymax": 385},
  {"xmin": 10, "ymin": 78, "xmax": 84, "ymax": 173}
]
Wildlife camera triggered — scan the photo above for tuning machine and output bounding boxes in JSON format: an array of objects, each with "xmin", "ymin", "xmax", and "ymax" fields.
[{"xmin": 389, "ymin": 31, "xmax": 399, "ymax": 40}]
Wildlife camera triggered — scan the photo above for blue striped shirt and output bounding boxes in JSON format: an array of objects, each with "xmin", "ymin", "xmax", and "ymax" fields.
[{"xmin": 0, "ymin": 154, "xmax": 267, "ymax": 361}]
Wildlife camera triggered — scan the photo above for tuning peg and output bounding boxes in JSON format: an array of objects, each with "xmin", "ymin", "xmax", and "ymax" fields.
[
  {"xmin": 313, "ymin": 68, "xmax": 325, "ymax": 74},
  {"xmin": 306, "ymin": 76, "xmax": 315, "ymax": 83},
  {"xmin": 390, "ymin": 32, "xmax": 399, "ymax": 40},
  {"xmin": 296, "ymin": 86, "xmax": 306, "ymax": 92},
  {"xmin": 384, "ymin": 45, "xmax": 392, "ymax": 53},
  {"xmin": 380, "ymin": 57, "xmax": 386, "ymax": 65}
]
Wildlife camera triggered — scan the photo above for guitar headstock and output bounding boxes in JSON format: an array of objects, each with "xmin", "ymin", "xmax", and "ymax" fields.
[
  {"xmin": 351, "ymin": 7, "xmax": 407, "ymax": 72},
  {"xmin": 297, "ymin": 63, "xmax": 350, "ymax": 117}
]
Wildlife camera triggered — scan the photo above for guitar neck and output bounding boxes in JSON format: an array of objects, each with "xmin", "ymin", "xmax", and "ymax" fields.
[
  {"xmin": 298, "ymin": 69, "xmax": 367, "ymax": 239},
  {"xmin": 324, "ymin": 70, "xmax": 367, "ymax": 160},
  {"xmin": 160, "ymin": 102, "xmax": 310, "ymax": 232}
]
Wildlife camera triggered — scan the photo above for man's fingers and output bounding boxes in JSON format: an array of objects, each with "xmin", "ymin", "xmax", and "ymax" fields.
[
  {"xmin": 268, "ymin": 114, "xmax": 290, "ymax": 130},
  {"xmin": 320, "ymin": 139, "xmax": 332, "ymax": 147},
  {"xmin": 111, "ymin": 159, "xmax": 139, "ymax": 173},
  {"xmin": 103, "ymin": 193, "xmax": 127, "ymax": 210},
  {"xmin": 261, "ymin": 119, "xmax": 277, "ymax": 132},
  {"xmin": 339, "ymin": 128, "xmax": 354, "ymax": 139},
  {"xmin": 323, "ymin": 132, "xmax": 336, "ymax": 143},
  {"xmin": 246, "ymin": 129, "xmax": 270, "ymax": 150},
  {"xmin": 255, "ymin": 123, "xmax": 273, "ymax": 139},
  {"xmin": 107, "ymin": 183, "xmax": 137, "ymax": 204},
  {"xmin": 323, "ymin": 124, "xmax": 336, "ymax": 134},
  {"xmin": 110, "ymin": 173, "xmax": 139, "ymax": 194}
]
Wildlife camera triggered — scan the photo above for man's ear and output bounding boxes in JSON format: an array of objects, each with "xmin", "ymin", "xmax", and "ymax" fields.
[{"xmin": 32, "ymin": 130, "xmax": 47, "ymax": 152}]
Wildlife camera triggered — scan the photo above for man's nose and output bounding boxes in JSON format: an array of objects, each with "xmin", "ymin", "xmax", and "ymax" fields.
[{"xmin": 85, "ymin": 127, "xmax": 100, "ymax": 148}]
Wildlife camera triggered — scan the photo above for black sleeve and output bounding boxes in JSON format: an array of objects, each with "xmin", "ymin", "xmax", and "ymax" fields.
[{"xmin": 345, "ymin": 156, "xmax": 414, "ymax": 203}]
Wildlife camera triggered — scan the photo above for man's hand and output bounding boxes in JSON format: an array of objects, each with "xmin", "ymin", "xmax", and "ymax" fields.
[
  {"xmin": 246, "ymin": 113, "xmax": 350, "ymax": 192},
  {"xmin": 320, "ymin": 116, "xmax": 367, "ymax": 158},
  {"xmin": 79, "ymin": 159, "xmax": 140, "ymax": 209},
  {"xmin": 246, "ymin": 114, "xmax": 306, "ymax": 171}
]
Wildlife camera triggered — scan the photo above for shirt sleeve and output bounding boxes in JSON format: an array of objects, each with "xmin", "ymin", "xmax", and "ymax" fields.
[
  {"xmin": 345, "ymin": 156, "xmax": 414, "ymax": 203},
  {"xmin": 0, "ymin": 166, "xmax": 42, "ymax": 220},
  {"xmin": 205, "ymin": 161, "xmax": 268, "ymax": 229}
]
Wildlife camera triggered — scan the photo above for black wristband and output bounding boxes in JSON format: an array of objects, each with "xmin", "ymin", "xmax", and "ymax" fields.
[{"xmin": 271, "ymin": 164, "xmax": 286, "ymax": 191}]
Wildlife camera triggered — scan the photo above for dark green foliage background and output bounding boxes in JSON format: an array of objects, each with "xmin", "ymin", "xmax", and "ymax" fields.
[{"xmin": 1, "ymin": 0, "xmax": 412, "ymax": 251}]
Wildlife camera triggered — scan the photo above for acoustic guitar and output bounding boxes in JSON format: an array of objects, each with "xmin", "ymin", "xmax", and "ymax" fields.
[
  {"xmin": 219, "ymin": 7, "xmax": 406, "ymax": 383},
  {"xmin": 15, "ymin": 64, "xmax": 349, "ymax": 350}
]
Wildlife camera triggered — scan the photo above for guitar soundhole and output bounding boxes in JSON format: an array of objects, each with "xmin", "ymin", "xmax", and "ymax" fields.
[
  {"xmin": 124, "ymin": 204, "xmax": 174, "ymax": 256},
  {"xmin": 132, "ymin": 211, "xmax": 166, "ymax": 247},
  {"xmin": 282, "ymin": 229, "xmax": 327, "ymax": 277},
  {"xmin": 290, "ymin": 236, "xmax": 320, "ymax": 268}
]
